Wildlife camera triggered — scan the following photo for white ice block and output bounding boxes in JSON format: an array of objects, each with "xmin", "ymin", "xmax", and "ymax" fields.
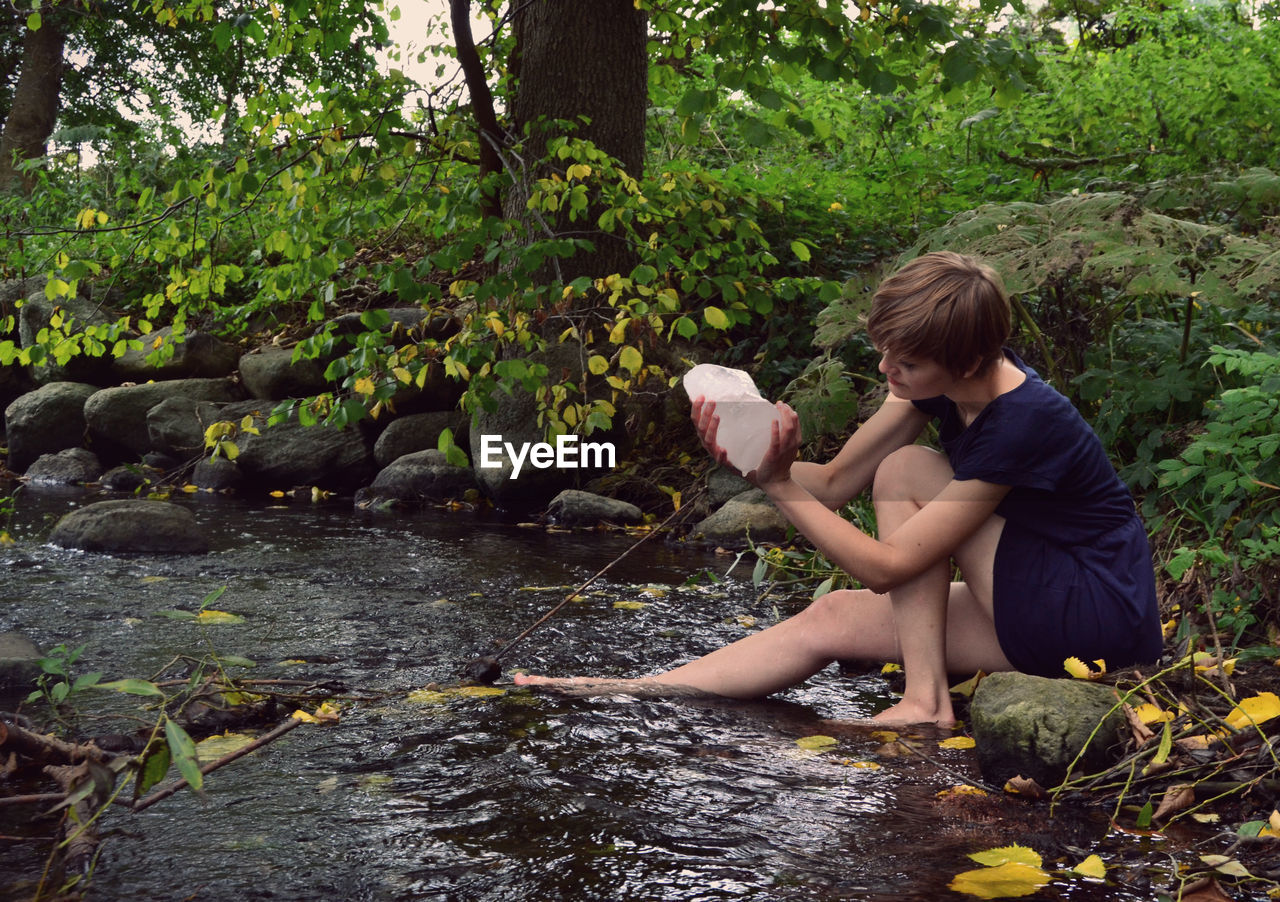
[{"xmin": 682, "ymin": 363, "xmax": 782, "ymax": 475}]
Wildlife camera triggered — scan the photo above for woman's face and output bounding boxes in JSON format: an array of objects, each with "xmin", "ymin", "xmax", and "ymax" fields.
[{"xmin": 877, "ymin": 349, "xmax": 954, "ymax": 400}]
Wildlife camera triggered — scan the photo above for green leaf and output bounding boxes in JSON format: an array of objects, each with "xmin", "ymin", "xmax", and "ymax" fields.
[
  {"xmin": 703, "ymin": 306, "xmax": 730, "ymax": 330},
  {"xmin": 96, "ymin": 678, "xmax": 165, "ymax": 697},
  {"xmin": 136, "ymin": 742, "xmax": 171, "ymax": 797},
  {"xmin": 790, "ymin": 240, "xmax": 811, "ymax": 262},
  {"xmin": 164, "ymin": 719, "xmax": 204, "ymax": 793},
  {"xmin": 26, "ymin": 11, "xmax": 40, "ymax": 30}
]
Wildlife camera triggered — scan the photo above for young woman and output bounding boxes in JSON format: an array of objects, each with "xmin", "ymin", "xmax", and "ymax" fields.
[{"xmin": 516, "ymin": 252, "xmax": 1164, "ymax": 725}]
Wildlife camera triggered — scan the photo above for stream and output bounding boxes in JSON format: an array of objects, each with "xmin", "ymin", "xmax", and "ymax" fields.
[{"xmin": 0, "ymin": 486, "xmax": 1228, "ymax": 900}]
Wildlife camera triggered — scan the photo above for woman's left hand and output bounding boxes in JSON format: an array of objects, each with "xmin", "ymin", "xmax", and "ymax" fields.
[{"xmin": 747, "ymin": 402, "xmax": 801, "ymax": 487}]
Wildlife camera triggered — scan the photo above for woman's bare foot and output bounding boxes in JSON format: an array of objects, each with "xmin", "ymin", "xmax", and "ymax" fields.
[{"xmin": 871, "ymin": 698, "xmax": 956, "ymax": 727}]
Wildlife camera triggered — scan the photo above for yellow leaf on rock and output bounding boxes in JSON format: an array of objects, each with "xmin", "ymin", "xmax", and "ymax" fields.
[
  {"xmin": 939, "ymin": 736, "xmax": 976, "ymax": 750},
  {"xmin": 795, "ymin": 735, "xmax": 839, "ymax": 750},
  {"xmin": 1073, "ymin": 854, "xmax": 1107, "ymax": 879},
  {"xmin": 968, "ymin": 845, "xmax": 1043, "ymax": 869},
  {"xmin": 1225, "ymin": 691, "xmax": 1280, "ymax": 730},
  {"xmin": 949, "ymin": 862, "xmax": 1051, "ymax": 899},
  {"xmin": 1063, "ymin": 657, "xmax": 1094, "ymax": 679}
]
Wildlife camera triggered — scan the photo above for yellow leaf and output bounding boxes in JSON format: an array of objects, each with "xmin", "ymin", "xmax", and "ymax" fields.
[
  {"xmin": 968, "ymin": 846, "xmax": 1043, "ymax": 869},
  {"xmin": 609, "ymin": 319, "xmax": 629, "ymax": 344},
  {"xmin": 881, "ymin": 662, "xmax": 902, "ymax": 674},
  {"xmin": 949, "ymin": 862, "xmax": 1051, "ymax": 899},
  {"xmin": 619, "ymin": 345, "xmax": 643, "ymax": 373},
  {"xmin": 1225, "ymin": 691, "xmax": 1280, "ymax": 730},
  {"xmin": 795, "ymin": 735, "xmax": 839, "ymax": 750},
  {"xmin": 587, "ymin": 354, "xmax": 610, "ymax": 375},
  {"xmin": 196, "ymin": 731, "xmax": 257, "ymax": 763},
  {"xmin": 1063, "ymin": 657, "xmax": 1094, "ymax": 679},
  {"xmin": 950, "ymin": 670, "xmax": 986, "ymax": 698},
  {"xmin": 1072, "ymin": 854, "xmax": 1107, "ymax": 879},
  {"xmin": 1134, "ymin": 703, "xmax": 1174, "ymax": 725},
  {"xmin": 870, "ymin": 730, "xmax": 899, "ymax": 743},
  {"xmin": 637, "ymin": 586, "xmax": 668, "ymax": 597},
  {"xmin": 393, "ymin": 366, "xmax": 412, "ymax": 385},
  {"xmin": 612, "ymin": 600, "xmax": 649, "ymax": 610},
  {"xmin": 291, "ymin": 709, "xmax": 319, "ymax": 723},
  {"xmin": 937, "ymin": 784, "xmax": 988, "ymax": 799},
  {"xmin": 197, "ymin": 610, "xmax": 244, "ymax": 625},
  {"xmin": 407, "ymin": 686, "xmax": 505, "ymax": 704},
  {"xmin": 353, "ymin": 376, "xmax": 376, "ymax": 397},
  {"xmin": 939, "ymin": 736, "xmax": 976, "ymax": 750}
]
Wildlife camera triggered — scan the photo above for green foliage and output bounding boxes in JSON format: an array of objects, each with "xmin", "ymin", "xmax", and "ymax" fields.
[{"xmin": 26, "ymin": 643, "xmax": 102, "ymax": 711}]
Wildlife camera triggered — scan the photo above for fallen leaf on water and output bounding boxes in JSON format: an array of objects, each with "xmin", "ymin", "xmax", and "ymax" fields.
[
  {"xmin": 1199, "ymin": 855, "xmax": 1253, "ymax": 878},
  {"xmin": 837, "ymin": 759, "xmax": 881, "ymax": 769},
  {"xmin": 949, "ymin": 861, "xmax": 1051, "ymax": 899},
  {"xmin": 937, "ymin": 784, "xmax": 988, "ymax": 799},
  {"xmin": 1178, "ymin": 878, "xmax": 1235, "ymax": 902},
  {"xmin": 407, "ymin": 686, "xmax": 506, "ymax": 705},
  {"xmin": 939, "ymin": 736, "xmax": 976, "ymax": 750},
  {"xmin": 196, "ymin": 731, "xmax": 257, "ymax": 763},
  {"xmin": 612, "ymin": 600, "xmax": 650, "ymax": 610},
  {"xmin": 795, "ymin": 734, "xmax": 839, "ymax": 751},
  {"xmin": 1003, "ymin": 776, "xmax": 1047, "ymax": 799},
  {"xmin": 196, "ymin": 609, "xmax": 245, "ymax": 624},
  {"xmin": 869, "ymin": 730, "xmax": 899, "ymax": 743},
  {"xmin": 1224, "ymin": 691, "xmax": 1280, "ymax": 730},
  {"xmin": 1072, "ymin": 854, "xmax": 1107, "ymax": 879},
  {"xmin": 968, "ymin": 846, "xmax": 1042, "ymax": 868}
]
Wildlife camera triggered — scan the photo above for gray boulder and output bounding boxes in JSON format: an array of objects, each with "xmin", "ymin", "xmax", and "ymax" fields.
[
  {"xmin": 689, "ymin": 489, "xmax": 790, "ymax": 547},
  {"xmin": 4, "ymin": 381, "xmax": 98, "ymax": 472},
  {"xmin": 238, "ymin": 346, "xmax": 329, "ymax": 400},
  {"xmin": 707, "ymin": 467, "xmax": 753, "ymax": 506},
  {"xmin": 84, "ymin": 378, "xmax": 243, "ymax": 460},
  {"xmin": 192, "ymin": 456, "xmax": 244, "ymax": 492},
  {"xmin": 100, "ymin": 463, "xmax": 164, "ymax": 493},
  {"xmin": 49, "ymin": 499, "xmax": 209, "ymax": 554},
  {"xmin": 230, "ymin": 408, "xmax": 376, "ymax": 492},
  {"xmin": 0, "ymin": 632, "xmax": 43, "ymax": 700},
  {"xmin": 970, "ymin": 671, "xmax": 1127, "ymax": 788},
  {"xmin": 373, "ymin": 411, "xmax": 469, "ymax": 467},
  {"xmin": 546, "ymin": 490, "xmax": 642, "ymax": 527},
  {"xmin": 361, "ymin": 449, "xmax": 476, "ymax": 506},
  {"xmin": 112, "ymin": 327, "xmax": 240, "ymax": 381},
  {"xmin": 24, "ymin": 447, "xmax": 103, "ymax": 486}
]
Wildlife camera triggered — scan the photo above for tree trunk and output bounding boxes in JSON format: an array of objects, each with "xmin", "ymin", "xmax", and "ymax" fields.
[
  {"xmin": 503, "ymin": 0, "xmax": 648, "ymax": 284},
  {"xmin": 0, "ymin": 12, "xmax": 65, "ymax": 194}
]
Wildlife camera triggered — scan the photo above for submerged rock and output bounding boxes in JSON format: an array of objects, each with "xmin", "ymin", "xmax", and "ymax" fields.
[
  {"xmin": 546, "ymin": 490, "xmax": 642, "ymax": 527},
  {"xmin": 48, "ymin": 499, "xmax": 209, "ymax": 554},
  {"xmin": 970, "ymin": 671, "xmax": 1126, "ymax": 788}
]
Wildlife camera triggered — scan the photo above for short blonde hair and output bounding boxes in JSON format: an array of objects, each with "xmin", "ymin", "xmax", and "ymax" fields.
[{"xmin": 865, "ymin": 251, "xmax": 1011, "ymax": 378}]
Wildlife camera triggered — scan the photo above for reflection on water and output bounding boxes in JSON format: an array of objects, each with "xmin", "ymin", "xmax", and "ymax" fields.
[{"xmin": 1, "ymin": 488, "xmax": 1166, "ymax": 900}]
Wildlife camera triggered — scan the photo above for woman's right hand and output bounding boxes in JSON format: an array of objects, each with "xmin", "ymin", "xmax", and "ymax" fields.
[{"xmin": 690, "ymin": 396, "xmax": 731, "ymax": 469}]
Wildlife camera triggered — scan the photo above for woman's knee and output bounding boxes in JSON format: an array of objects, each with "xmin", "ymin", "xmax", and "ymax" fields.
[{"xmin": 872, "ymin": 445, "xmax": 952, "ymax": 506}]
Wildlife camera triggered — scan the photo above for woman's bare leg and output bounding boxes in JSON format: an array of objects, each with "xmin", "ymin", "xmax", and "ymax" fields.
[{"xmin": 515, "ymin": 448, "xmax": 1015, "ymax": 724}]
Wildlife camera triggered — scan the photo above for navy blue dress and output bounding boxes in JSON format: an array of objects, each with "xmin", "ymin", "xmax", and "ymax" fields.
[{"xmin": 912, "ymin": 351, "xmax": 1163, "ymax": 677}]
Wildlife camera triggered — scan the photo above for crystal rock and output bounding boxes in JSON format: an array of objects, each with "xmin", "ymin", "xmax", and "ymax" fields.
[{"xmin": 682, "ymin": 364, "xmax": 782, "ymax": 475}]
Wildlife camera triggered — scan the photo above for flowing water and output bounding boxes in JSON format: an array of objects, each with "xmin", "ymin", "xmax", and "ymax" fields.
[{"xmin": 0, "ymin": 486, "xmax": 1224, "ymax": 900}]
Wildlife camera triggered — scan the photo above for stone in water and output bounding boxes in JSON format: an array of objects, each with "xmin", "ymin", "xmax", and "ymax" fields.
[{"xmin": 682, "ymin": 364, "xmax": 782, "ymax": 475}]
